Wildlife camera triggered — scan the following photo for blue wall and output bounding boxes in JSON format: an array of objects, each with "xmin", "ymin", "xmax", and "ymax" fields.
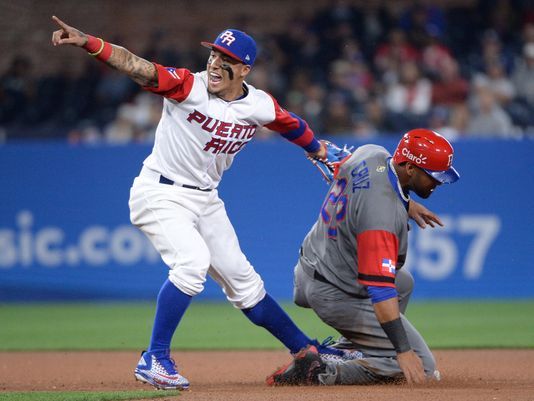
[{"xmin": 1, "ymin": 138, "xmax": 533, "ymax": 301}]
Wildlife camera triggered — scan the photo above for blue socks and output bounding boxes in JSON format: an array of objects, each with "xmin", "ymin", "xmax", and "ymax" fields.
[
  {"xmin": 148, "ymin": 283, "xmax": 313, "ymax": 356},
  {"xmin": 242, "ymin": 293, "xmax": 311, "ymax": 354},
  {"xmin": 148, "ymin": 279, "xmax": 192, "ymax": 356}
]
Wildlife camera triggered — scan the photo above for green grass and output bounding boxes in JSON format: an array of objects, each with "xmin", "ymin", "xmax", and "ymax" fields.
[
  {"xmin": 0, "ymin": 390, "xmax": 179, "ymax": 401},
  {"xmin": 0, "ymin": 300, "xmax": 533, "ymax": 351},
  {"xmin": 406, "ymin": 301, "xmax": 534, "ymax": 348}
]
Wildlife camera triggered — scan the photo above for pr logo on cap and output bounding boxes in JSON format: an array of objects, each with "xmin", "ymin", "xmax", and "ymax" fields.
[
  {"xmin": 201, "ymin": 29, "xmax": 257, "ymax": 66},
  {"xmin": 220, "ymin": 31, "xmax": 236, "ymax": 46}
]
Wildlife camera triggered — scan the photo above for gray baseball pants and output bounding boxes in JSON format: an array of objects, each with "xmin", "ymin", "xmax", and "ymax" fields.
[{"xmin": 293, "ymin": 260, "xmax": 436, "ymax": 385}]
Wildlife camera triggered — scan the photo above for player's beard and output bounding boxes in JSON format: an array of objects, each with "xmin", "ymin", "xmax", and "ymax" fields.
[
  {"xmin": 412, "ymin": 182, "xmax": 437, "ymax": 199},
  {"xmin": 409, "ymin": 167, "xmax": 439, "ymax": 199}
]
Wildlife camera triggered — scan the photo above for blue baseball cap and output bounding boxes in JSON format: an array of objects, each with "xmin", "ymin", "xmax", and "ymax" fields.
[{"xmin": 201, "ymin": 29, "xmax": 257, "ymax": 66}]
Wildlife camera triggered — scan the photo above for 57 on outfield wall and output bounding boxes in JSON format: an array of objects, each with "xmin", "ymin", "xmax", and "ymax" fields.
[{"xmin": 405, "ymin": 214, "xmax": 501, "ymax": 280}]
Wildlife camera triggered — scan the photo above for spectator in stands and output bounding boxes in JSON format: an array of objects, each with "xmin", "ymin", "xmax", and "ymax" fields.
[
  {"xmin": 374, "ymin": 28, "xmax": 420, "ymax": 85},
  {"xmin": 472, "ymin": 59, "xmax": 515, "ymax": 107},
  {"xmin": 399, "ymin": 2, "xmax": 447, "ymax": 50},
  {"xmin": 329, "ymin": 45, "xmax": 374, "ymax": 105},
  {"xmin": 447, "ymin": 104, "xmax": 471, "ymax": 138},
  {"xmin": 420, "ymin": 28, "xmax": 454, "ymax": 80},
  {"xmin": 468, "ymin": 29, "xmax": 515, "ymax": 75},
  {"xmin": 323, "ymin": 93, "xmax": 354, "ymax": 135},
  {"xmin": 514, "ymin": 44, "xmax": 534, "ymax": 97},
  {"xmin": 67, "ymin": 121, "xmax": 101, "ymax": 145},
  {"xmin": 328, "ymin": 60, "xmax": 358, "ymax": 108},
  {"xmin": 480, "ymin": 0, "xmax": 520, "ymax": 50},
  {"xmin": 0, "ymin": 56, "xmax": 34, "ymax": 124},
  {"xmin": 352, "ymin": 96, "xmax": 391, "ymax": 137},
  {"xmin": 94, "ymin": 69, "xmax": 137, "ymax": 126},
  {"xmin": 59, "ymin": 60, "xmax": 101, "ymax": 126},
  {"xmin": 2, "ymin": 1, "xmax": 533, "ymax": 140},
  {"xmin": 432, "ymin": 58, "xmax": 469, "ymax": 107},
  {"xmin": 301, "ymin": 83, "xmax": 327, "ymax": 134},
  {"xmin": 383, "ymin": 61, "xmax": 432, "ymax": 132},
  {"xmin": 358, "ymin": 3, "xmax": 391, "ymax": 59},
  {"xmin": 428, "ymin": 106, "xmax": 459, "ymax": 141},
  {"xmin": 104, "ymin": 92, "xmax": 161, "ymax": 143},
  {"xmin": 509, "ymin": 42, "xmax": 534, "ymax": 130},
  {"xmin": 467, "ymin": 86, "xmax": 516, "ymax": 137},
  {"xmin": 312, "ymin": 0, "xmax": 363, "ymax": 67},
  {"xmin": 519, "ymin": 22, "xmax": 534, "ymax": 49}
]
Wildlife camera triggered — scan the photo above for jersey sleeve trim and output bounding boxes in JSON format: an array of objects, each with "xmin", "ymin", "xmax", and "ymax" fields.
[
  {"xmin": 356, "ymin": 230, "xmax": 398, "ymax": 288},
  {"xmin": 367, "ymin": 285, "xmax": 398, "ymax": 304},
  {"xmin": 280, "ymin": 113, "xmax": 320, "ymax": 152},
  {"xmin": 142, "ymin": 63, "xmax": 194, "ymax": 102},
  {"xmin": 358, "ymin": 274, "xmax": 395, "ymax": 285},
  {"xmin": 264, "ymin": 95, "xmax": 321, "ymax": 153}
]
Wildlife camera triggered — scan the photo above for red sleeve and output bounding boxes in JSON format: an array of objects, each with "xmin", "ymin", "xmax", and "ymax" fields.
[
  {"xmin": 356, "ymin": 230, "xmax": 398, "ymax": 288},
  {"xmin": 264, "ymin": 95, "xmax": 320, "ymax": 153},
  {"xmin": 143, "ymin": 63, "xmax": 194, "ymax": 102}
]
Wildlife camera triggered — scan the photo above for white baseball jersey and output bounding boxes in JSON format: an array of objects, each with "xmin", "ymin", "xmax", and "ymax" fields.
[
  {"xmin": 129, "ymin": 64, "xmax": 320, "ymax": 308},
  {"xmin": 142, "ymin": 64, "xmax": 319, "ymax": 189}
]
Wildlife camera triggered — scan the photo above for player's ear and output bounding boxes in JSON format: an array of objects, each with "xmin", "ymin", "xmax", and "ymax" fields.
[{"xmin": 239, "ymin": 64, "xmax": 251, "ymax": 78}]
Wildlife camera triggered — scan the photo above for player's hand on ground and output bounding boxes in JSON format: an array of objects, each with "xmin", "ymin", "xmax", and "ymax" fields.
[
  {"xmin": 51, "ymin": 16, "xmax": 88, "ymax": 47},
  {"xmin": 397, "ymin": 350, "xmax": 426, "ymax": 384},
  {"xmin": 408, "ymin": 200, "xmax": 444, "ymax": 229}
]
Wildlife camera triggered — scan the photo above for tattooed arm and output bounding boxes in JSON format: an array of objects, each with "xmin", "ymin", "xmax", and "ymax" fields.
[
  {"xmin": 51, "ymin": 15, "xmax": 157, "ymax": 87},
  {"xmin": 104, "ymin": 44, "xmax": 157, "ymax": 87}
]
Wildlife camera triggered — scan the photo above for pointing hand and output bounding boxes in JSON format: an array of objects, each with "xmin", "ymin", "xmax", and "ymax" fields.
[{"xmin": 51, "ymin": 16, "xmax": 88, "ymax": 47}]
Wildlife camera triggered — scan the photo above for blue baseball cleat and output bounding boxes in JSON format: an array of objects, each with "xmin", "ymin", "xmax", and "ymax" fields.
[{"xmin": 134, "ymin": 350, "xmax": 190, "ymax": 390}]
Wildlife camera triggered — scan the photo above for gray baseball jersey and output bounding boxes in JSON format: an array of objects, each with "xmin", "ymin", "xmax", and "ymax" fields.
[
  {"xmin": 294, "ymin": 145, "xmax": 437, "ymax": 384},
  {"xmin": 300, "ymin": 144, "xmax": 410, "ymax": 296}
]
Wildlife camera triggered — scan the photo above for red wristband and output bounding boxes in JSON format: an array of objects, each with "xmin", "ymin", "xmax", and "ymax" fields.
[
  {"xmin": 83, "ymin": 34, "xmax": 112, "ymax": 62},
  {"xmin": 83, "ymin": 35, "xmax": 102, "ymax": 53}
]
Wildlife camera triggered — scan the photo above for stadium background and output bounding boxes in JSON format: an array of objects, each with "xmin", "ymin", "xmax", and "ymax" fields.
[
  {"xmin": 1, "ymin": 0, "xmax": 532, "ymax": 302},
  {"xmin": 1, "ymin": 3, "xmax": 533, "ymax": 400}
]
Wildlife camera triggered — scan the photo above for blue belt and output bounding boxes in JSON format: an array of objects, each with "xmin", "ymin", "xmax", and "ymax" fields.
[{"xmin": 159, "ymin": 175, "xmax": 212, "ymax": 192}]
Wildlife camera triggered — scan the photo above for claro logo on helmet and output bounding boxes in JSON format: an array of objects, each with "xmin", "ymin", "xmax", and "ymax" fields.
[{"xmin": 401, "ymin": 147, "xmax": 427, "ymax": 165}]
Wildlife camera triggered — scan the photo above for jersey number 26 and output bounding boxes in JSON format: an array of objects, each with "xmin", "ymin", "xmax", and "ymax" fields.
[{"xmin": 320, "ymin": 178, "xmax": 348, "ymax": 240}]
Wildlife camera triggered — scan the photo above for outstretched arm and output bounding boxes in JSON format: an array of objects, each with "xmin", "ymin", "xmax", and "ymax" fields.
[{"xmin": 51, "ymin": 15, "xmax": 157, "ymax": 87}]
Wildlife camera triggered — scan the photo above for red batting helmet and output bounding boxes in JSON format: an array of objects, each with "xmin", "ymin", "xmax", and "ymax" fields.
[{"xmin": 393, "ymin": 129, "xmax": 460, "ymax": 184}]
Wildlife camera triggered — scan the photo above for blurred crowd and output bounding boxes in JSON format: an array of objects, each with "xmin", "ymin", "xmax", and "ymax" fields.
[{"xmin": 1, "ymin": 0, "xmax": 534, "ymax": 143}]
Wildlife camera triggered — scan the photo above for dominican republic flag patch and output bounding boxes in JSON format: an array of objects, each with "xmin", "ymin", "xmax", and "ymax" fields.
[{"xmin": 381, "ymin": 258, "xmax": 396, "ymax": 274}]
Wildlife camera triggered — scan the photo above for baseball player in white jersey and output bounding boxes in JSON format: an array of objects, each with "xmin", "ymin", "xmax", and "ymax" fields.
[
  {"xmin": 268, "ymin": 129, "xmax": 460, "ymax": 386},
  {"xmin": 51, "ymin": 16, "xmax": 382, "ymax": 390}
]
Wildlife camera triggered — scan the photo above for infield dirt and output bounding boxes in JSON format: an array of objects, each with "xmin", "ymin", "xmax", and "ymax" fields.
[{"xmin": 1, "ymin": 350, "xmax": 533, "ymax": 401}]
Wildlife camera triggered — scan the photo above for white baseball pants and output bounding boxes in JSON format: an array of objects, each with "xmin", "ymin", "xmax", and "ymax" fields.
[{"xmin": 129, "ymin": 166, "xmax": 266, "ymax": 309}]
